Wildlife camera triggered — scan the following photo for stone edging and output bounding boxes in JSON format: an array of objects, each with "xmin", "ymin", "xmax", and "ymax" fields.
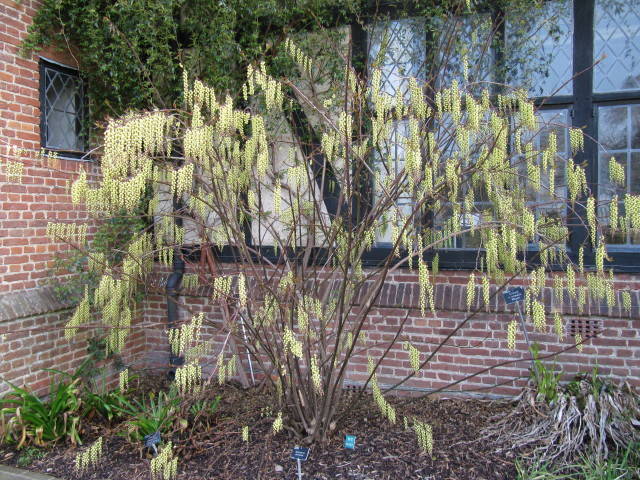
[{"xmin": 0, "ymin": 286, "xmax": 76, "ymax": 323}]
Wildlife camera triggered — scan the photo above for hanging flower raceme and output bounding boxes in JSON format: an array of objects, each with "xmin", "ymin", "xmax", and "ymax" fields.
[
  {"xmin": 75, "ymin": 437, "xmax": 103, "ymax": 475},
  {"xmin": 150, "ymin": 442, "xmax": 178, "ymax": 480},
  {"xmin": 46, "ymin": 222, "xmax": 88, "ymax": 245},
  {"xmin": 103, "ymin": 112, "xmax": 174, "ymax": 176},
  {"xmin": 284, "ymin": 37, "xmax": 313, "ymax": 76},
  {"xmin": 175, "ymin": 362, "xmax": 202, "ymax": 395},
  {"xmin": 404, "ymin": 342, "xmax": 421, "ymax": 373},
  {"xmin": 64, "ymin": 286, "xmax": 90, "ymax": 339},
  {"xmin": 168, "ymin": 313, "xmax": 203, "ymax": 359}
]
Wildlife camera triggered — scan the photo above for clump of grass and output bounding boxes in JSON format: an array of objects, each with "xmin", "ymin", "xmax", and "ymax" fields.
[
  {"xmin": 487, "ymin": 364, "xmax": 640, "ymax": 465},
  {"xmin": 516, "ymin": 442, "xmax": 640, "ymax": 479},
  {"xmin": 0, "ymin": 372, "xmax": 83, "ymax": 448}
]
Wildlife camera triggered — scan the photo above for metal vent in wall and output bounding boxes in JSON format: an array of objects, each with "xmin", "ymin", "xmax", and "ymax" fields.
[{"xmin": 567, "ymin": 317, "xmax": 602, "ymax": 338}]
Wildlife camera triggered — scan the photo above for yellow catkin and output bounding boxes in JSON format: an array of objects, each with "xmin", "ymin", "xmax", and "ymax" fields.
[
  {"xmin": 75, "ymin": 437, "xmax": 103, "ymax": 474},
  {"xmin": 466, "ymin": 273, "xmax": 475, "ymax": 310},
  {"xmin": 507, "ymin": 319, "xmax": 518, "ymax": 350},
  {"xmin": 413, "ymin": 419, "xmax": 433, "ymax": 455},
  {"xmin": 532, "ymin": 300, "xmax": 546, "ymax": 331},
  {"xmin": 238, "ymin": 273, "xmax": 247, "ymax": 308},
  {"xmin": 5, "ymin": 161, "xmax": 24, "ymax": 183},
  {"xmin": 150, "ymin": 442, "xmax": 178, "ymax": 480},
  {"xmin": 404, "ymin": 342, "xmax": 421, "ymax": 373},
  {"xmin": 119, "ymin": 368, "xmax": 129, "ymax": 392},
  {"xmin": 622, "ymin": 291, "xmax": 632, "ymax": 314},
  {"xmin": 272, "ymin": 411, "xmax": 283, "ymax": 434},
  {"xmin": 311, "ymin": 355, "xmax": 322, "ymax": 394},
  {"xmin": 554, "ymin": 312, "xmax": 564, "ymax": 340}
]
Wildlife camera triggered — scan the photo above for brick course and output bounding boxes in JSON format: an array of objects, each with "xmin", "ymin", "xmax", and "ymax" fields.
[
  {"xmin": 0, "ymin": 305, "xmax": 147, "ymax": 396},
  {"xmin": 141, "ymin": 268, "xmax": 640, "ymax": 398}
]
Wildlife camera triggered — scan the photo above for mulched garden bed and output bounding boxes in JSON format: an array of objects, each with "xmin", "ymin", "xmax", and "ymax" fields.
[{"xmin": 0, "ymin": 380, "xmax": 520, "ymax": 480}]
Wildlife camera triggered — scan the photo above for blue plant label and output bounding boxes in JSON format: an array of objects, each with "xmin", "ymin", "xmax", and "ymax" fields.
[
  {"xmin": 291, "ymin": 446, "xmax": 310, "ymax": 461},
  {"xmin": 344, "ymin": 435, "xmax": 356, "ymax": 449},
  {"xmin": 144, "ymin": 430, "xmax": 161, "ymax": 448},
  {"xmin": 503, "ymin": 287, "xmax": 525, "ymax": 305}
]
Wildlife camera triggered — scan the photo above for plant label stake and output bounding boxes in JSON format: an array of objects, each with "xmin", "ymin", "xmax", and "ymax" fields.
[
  {"xmin": 343, "ymin": 435, "xmax": 356, "ymax": 450},
  {"xmin": 290, "ymin": 446, "xmax": 309, "ymax": 480},
  {"xmin": 502, "ymin": 287, "xmax": 534, "ymax": 367},
  {"xmin": 143, "ymin": 430, "xmax": 161, "ymax": 456}
]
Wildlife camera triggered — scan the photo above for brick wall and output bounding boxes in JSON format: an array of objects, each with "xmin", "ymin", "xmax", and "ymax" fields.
[
  {"xmin": 0, "ymin": 286, "xmax": 147, "ymax": 396},
  {"xmin": 141, "ymin": 267, "xmax": 640, "ymax": 397},
  {"xmin": 0, "ymin": 0, "xmax": 91, "ymax": 293},
  {"xmin": 0, "ymin": 0, "xmax": 147, "ymax": 394}
]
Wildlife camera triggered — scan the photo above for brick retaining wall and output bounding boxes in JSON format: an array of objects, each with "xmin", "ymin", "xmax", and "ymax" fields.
[{"xmin": 141, "ymin": 268, "xmax": 640, "ymax": 397}]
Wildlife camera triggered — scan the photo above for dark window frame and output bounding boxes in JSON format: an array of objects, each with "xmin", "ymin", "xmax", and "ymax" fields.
[{"xmin": 39, "ymin": 58, "xmax": 88, "ymax": 160}]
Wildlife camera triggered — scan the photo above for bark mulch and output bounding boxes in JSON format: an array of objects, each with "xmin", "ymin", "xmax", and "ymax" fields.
[{"xmin": 0, "ymin": 383, "xmax": 520, "ymax": 480}]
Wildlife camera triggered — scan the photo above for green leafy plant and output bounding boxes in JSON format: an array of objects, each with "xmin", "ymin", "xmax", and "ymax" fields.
[
  {"xmin": 22, "ymin": 0, "xmax": 362, "ymax": 125},
  {"xmin": 188, "ymin": 395, "xmax": 221, "ymax": 418},
  {"xmin": 0, "ymin": 373, "xmax": 82, "ymax": 448},
  {"xmin": 116, "ymin": 388, "xmax": 181, "ymax": 442},
  {"xmin": 529, "ymin": 344, "xmax": 562, "ymax": 404},
  {"xmin": 15, "ymin": 446, "xmax": 46, "ymax": 467},
  {"xmin": 83, "ymin": 389, "xmax": 129, "ymax": 423},
  {"xmin": 566, "ymin": 367, "xmax": 609, "ymax": 403},
  {"xmin": 516, "ymin": 442, "xmax": 640, "ymax": 479},
  {"xmin": 78, "ymin": 356, "xmax": 134, "ymax": 423}
]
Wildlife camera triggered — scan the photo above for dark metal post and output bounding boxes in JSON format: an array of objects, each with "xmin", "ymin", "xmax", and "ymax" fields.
[{"xmin": 166, "ymin": 198, "xmax": 184, "ymax": 378}]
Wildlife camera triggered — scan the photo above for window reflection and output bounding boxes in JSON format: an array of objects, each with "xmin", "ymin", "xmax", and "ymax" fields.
[
  {"xmin": 598, "ymin": 104, "xmax": 640, "ymax": 245},
  {"xmin": 506, "ymin": 0, "xmax": 573, "ymax": 97},
  {"xmin": 368, "ymin": 18, "xmax": 426, "ymax": 99},
  {"xmin": 594, "ymin": 0, "xmax": 640, "ymax": 93},
  {"xmin": 43, "ymin": 65, "xmax": 86, "ymax": 152}
]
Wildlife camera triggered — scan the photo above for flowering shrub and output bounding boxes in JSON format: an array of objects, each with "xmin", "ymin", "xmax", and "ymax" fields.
[{"xmin": 26, "ymin": 3, "xmax": 632, "ymax": 448}]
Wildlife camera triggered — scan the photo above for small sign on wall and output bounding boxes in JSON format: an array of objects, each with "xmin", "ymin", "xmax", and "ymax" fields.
[{"xmin": 503, "ymin": 287, "xmax": 525, "ymax": 304}]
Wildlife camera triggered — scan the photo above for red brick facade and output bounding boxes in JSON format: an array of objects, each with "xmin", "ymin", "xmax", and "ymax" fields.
[
  {"xmin": 0, "ymin": 0, "xmax": 145, "ymax": 395},
  {"xmin": 142, "ymin": 269, "xmax": 640, "ymax": 397}
]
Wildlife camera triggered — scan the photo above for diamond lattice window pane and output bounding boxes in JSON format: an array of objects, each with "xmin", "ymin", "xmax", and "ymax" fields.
[
  {"xmin": 368, "ymin": 18, "xmax": 426, "ymax": 99},
  {"xmin": 368, "ymin": 18, "xmax": 426, "ymax": 245},
  {"xmin": 509, "ymin": 109, "xmax": 570, "ymax": 248},
  {"xmin": 43, "ymin": 65, "xmax": 86, "ymax": 151},
  {"xmin": 598, "ymin": 104, "xmax": 640, "ymax": 245},
  {"xmin": 506, "ymin": 0, "xmax": 573, "ymax": 97},
  {"xmin": 533, "ymin": 110, "xmax": 570, "ymax": 216},
  {"xmin": 435, "ymin": 13, "xmax": 494, "ymax": 90},
  {"xmin": 595, "ymin": 0, "xmax": 640, "ymax": 93}
]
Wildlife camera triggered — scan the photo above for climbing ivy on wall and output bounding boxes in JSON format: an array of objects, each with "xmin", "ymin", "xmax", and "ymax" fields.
[
  {"xmin": 23, "ymin": 0, "xmax": 543, "ymax": 127},
  {"xmin": 22, "ymin": 0, "xmax": 362, "ymax": 124}
]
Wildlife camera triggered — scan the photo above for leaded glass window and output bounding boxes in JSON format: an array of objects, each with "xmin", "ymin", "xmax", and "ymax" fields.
[
  {"xmin": 368, "ymin": 18, "xmax": 426, "ymax": 99},
  {"xmin": 594, "ymin": 0, "xmax": 640, "ymax": 93},
  {"xmin": 506, "ymin": 0, "xmax": 574, "ymax": 97},
  {"xmin": 435, "ymin": 13, "xmax": 494, "ymax": 91},
  {"xmin": 593, "ymin": 0, "xmax": 640, "ymax": 248},
  {"xmin": 356, "ymin": 0, "xmax": 640, "ymax": 267},
  {"xmin": 598, "ymin": 104, "xmax": 640, "ymax": 245},
  {"xmin": 368, "ymin": 19, "xmax": 425, "ymax": 244},
  {"xmin": 40, "ymin": 60, "xmax": 87, "ymax": 153}
]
